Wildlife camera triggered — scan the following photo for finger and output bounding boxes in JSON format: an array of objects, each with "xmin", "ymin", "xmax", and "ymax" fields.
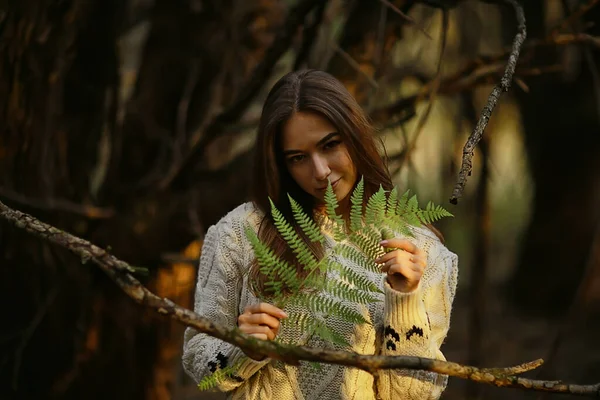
[
  {"xmin": 250, "ymin": 333, "xmax": 269, "ymax": 341},
  {"xmin": 380, "ymin": 250, "xmax": 413, "ymax": 269},
  {"xmin": 245, "ymin": 303, "xmax": 288, "ymax": 319},
  {"xmin": 412, "ymin": 255, "xmax": 427, "ymax": 268},
  {"xmin": 374, "ymin": 251, "xmax": 398, "ymax": 264},
  {"xmin": 380, "ymin": 238, "xmax": 418, "ymax": 254},
  {"xmin": 387, "ymin": 264, "xmax": 420, "ymax": 281},
  {"xmin": 244, "ymin": 313, "xmax": 281, "ymax": 330},
  {"xmin": 250, "ymin": 325, "xmax": 276, "ymax": 341},
  {"xmin": 239, "ymin": 324, "xmax": 276, "ymax": 341}
]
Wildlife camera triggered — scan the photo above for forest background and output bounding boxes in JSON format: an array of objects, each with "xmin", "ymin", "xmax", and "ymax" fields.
[{"xmin": 1, "ymin": 0, "xmax": 600, "ymax": 399}]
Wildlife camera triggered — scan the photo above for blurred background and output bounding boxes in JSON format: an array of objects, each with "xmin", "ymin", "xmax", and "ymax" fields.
[{"xmin": 1, "ymin": 0, "xmax": 600, "ymax": 399}]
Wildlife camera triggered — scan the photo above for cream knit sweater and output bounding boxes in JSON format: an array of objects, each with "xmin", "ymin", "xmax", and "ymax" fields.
[{"xmin": 182, "ymin": 202, "xmax": 458, "ymax": 399}]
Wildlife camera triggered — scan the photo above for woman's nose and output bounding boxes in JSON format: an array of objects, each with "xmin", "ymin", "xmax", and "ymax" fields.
[{"xmin": 312, "ymin": 155, "xmax": 331, "ymax": 181}]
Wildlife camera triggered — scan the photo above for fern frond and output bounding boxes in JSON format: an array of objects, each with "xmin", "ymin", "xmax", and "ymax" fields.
[
  {"xmin": 287, "ymin": 294, "xmax": 367, "ymax": 324},
  {"xmin": 324, "ymin": 278, "xmax": 379, "ymax": 304},
  {"xmin": 383, "ymin": 216, "xmax": 413, "ymax": 239},
  {"xmin": 281, "ymin": 312, "xmax": 349, "ymax": 347},
  {"xmin": 350, "ymin": 177, "xmax": 364, "ymax": 232},
  {"xmin": 270, "ymin": 199, "xmax": 318, "ymax": 271},
  {"xmin": 309, "ymin": 318, "xmax": 349, "ymax": 347},
  {"xmin": 324, "ymin": 182, "xmax": 346, "ymax": 241},
  {"xmin": 246, "ymin": 226, "xmax": 300, "ymax": 297},
  {"xmin": 324, "ymin": 259, "xmax": 382, "ymax": 293},
  {"xmin": 333, "ymin": 243, "xmax": 380, "ymax": 273},
  {"xmin": 198, "ymin": 364, "xmax": 241, "ymax": 391},
  {"xmin": 303, "ymin": 272, "xmax": 378, "ymax": 304},
  {"xmin": 365, "ymin": 185, "xmax": 387, "ymax": 226},
  {"xmin": 417, "ymin": 201, "xmax": 454, "ymax": 224},
  {"xmin": 348, "ymin": 229, "xmax": 385, "ymax": 260},
  {"xmin": 386, "ymin": 187, "xmax": 398, "ymax": 218},
  {"xmin": 396, "ymin": 189, "xmax": 411, "ymax": 215},
  {"xmin": 288, "ymin": 195, "xmax": 325, "ymax": 244}
]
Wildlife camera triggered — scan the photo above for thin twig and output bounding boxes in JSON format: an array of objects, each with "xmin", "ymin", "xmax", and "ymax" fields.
[
  {"xmin": 162, "ymin": 0, "xmax": 322, "ymax": 190},
  {"xmin": 549, "ymin": 0, "xmax": 600, "ymax": 37},
  {"xmin": 449, "ymin": 0, "xmax": 526, "ymax": 204},
  {"xmin": 379, "ymin": 0, "xmax": 433, "ymax": 40},
  {"xmin": 554, "ymin": 0, "xmax": 600, "ymax": 131},
  {"xmin": 294, "ymin": 1, "xmax": 327, "ymax": 70},
  {"xmin": 0, "ymin": 202, "xmax": 141, "ymax": 275},
  {"xmin": 2, "ymin": 201, "xmax": 600, "ymax": 396},
  {"xmin": 332, "ymin": 43, "xmax": 379, "ymax": 89}
]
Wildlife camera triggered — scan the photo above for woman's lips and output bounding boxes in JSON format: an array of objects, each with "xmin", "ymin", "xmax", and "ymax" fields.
[{"xmin": 317, "ymin": 179, "xmax": 340, "ymax": 191}]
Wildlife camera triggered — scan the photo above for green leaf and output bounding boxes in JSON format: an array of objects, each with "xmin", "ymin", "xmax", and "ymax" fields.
[
  {"xmin": 288, "ymin": 195, "xmax": 325, "ymax": 244},
  {"xmin": 270, "ymin": 198, "xmax": 318, "ymax": 271},
  {"xmin": 350, "ymin": 177, "xmax": 364, "ymax": 232},
  {"xmin": 365, "ymin": 185, "xmax": 387, "ymax": 226}
]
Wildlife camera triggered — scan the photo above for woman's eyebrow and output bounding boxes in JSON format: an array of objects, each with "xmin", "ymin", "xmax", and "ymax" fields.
[{"xmin": 282, "ymin": 132, "xmax": 340, "ymax": 156}]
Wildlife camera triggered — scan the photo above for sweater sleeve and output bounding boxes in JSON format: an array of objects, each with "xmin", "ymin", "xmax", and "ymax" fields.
[
  {"xmin": 375, "ymin": 248, "xmax": 458, "ymax": 400},
  {"xmin": 182, "ymin": 211, "xmax": 270, "ymax": 391}
]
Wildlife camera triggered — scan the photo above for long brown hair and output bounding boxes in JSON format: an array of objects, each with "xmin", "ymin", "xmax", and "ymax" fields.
[{"xmin": 249, "ymin": 69, "xmax": 393, "ymax": 297}]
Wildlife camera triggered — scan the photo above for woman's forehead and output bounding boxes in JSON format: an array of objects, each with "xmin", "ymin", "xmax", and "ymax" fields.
[{"xmin": 281, "ymin": 111, "xmax": 337, "ymax": 149}]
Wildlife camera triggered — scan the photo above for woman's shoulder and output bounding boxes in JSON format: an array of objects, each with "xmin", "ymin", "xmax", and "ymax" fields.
[{"xmin": 209, "ymin": 202, "xmax": 265, "ymax": 239}]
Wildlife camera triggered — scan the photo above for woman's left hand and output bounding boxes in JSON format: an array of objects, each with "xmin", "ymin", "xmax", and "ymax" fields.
[{"xmin": 375, "ymin": 238, "xmax": 427, "ymax": 293}]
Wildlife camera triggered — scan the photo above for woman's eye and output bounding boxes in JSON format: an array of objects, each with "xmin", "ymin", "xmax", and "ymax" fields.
[
  {"xmin": 323, "ymin": 140, "xmax": 341, "ymax": 150},
  {"xmin": 288, "ymin": 154, "xmax": 305, "ymax": 164}
]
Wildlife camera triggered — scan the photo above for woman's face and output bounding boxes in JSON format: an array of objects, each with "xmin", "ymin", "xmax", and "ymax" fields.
[{"xmin": 281, "ymin": 111, "xmax": 357, "ymax": 206}]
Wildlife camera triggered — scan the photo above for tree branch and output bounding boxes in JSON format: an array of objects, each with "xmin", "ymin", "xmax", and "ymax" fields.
[
  {"xmin": 2, "ymin": 200, "xmax": 600, "ymax": 396},
  {"xmin": 162, "ymin": 0, "xmax": 322, "ymax": 191},
  {"xmin": 449, "ymin": 0, "xmax": 526, "ymax": 204}
]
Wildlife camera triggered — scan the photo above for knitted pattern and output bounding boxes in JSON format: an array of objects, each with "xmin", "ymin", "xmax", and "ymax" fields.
[{"xmin": 182, "ymin": 202, "xmax": 459, "ymax": 400}]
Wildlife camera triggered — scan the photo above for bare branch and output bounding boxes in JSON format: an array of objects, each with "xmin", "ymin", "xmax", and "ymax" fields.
[
  {"xmin": 162, "ymin": 0, "xmax": 322, "ymax": 190},
  {"xmin": 379, "ymin": 0, "xmax": 433, "ymax": 40},
  {"xmin": 449, "ymin": 0, "xmax": 526, "ymax": 205},
  {"xmin": 549, "ymin": 0, "xmax": 600, "ymax": 37},
  {"xmin": 294, "ymin": 2, "xmax": 327, "ymax": 70},
  {"xmin": 2, "ymin": 200, "xmax": 600, "ymax": 396},
  {"xmin": 331, "ymin": 43, "xmax": 379, "ymax": 90},
  {"xmin": 0, "ymin": 202, "xmax": 140, "ymax": 274}
]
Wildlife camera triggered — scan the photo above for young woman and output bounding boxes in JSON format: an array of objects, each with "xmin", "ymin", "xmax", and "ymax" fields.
[{"xmin": 182, "ymin": 69, "xmax": 458, "ymax": 399}]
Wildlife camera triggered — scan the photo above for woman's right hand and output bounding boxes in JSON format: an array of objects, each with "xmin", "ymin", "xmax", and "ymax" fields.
[{"xmin": 238, "ymin": 302, "xmax": 287, "ymax": 359}]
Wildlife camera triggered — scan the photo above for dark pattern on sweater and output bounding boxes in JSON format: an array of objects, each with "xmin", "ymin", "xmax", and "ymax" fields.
[
  {"xmin": 386, "ymin": 339, "xmax": 397, "ymax": 351},
  {"xmin": 208, "ymin": 352, "xmax": 229, "ymax": 372},
  {"xmin": 406, "ymin": 325, "xmax": 424, "ymax": 340},
  {"xmin": 384, "ymin": 325, "xmax": 400, "ymax": 342}
]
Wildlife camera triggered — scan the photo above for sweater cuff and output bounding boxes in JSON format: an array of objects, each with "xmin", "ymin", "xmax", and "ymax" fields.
[
  {"xmin": 383, "ymin": 278, "xmax": 429, "ymax": 331},
  {"xmin": 227, "ymin": 345, "xmax": 271, "ymax": 379}
]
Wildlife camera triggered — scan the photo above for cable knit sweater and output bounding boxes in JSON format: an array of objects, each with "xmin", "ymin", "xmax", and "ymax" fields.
[{"xmin": 182, "ymin": 202, "xmax": 459, "ymax": 400}]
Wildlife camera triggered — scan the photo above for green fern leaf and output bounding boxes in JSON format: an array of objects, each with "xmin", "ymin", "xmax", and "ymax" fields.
[
  {"xmin": 270, "ymin": 199, "xmax": 318, "ymax": 271},
  {"xmin": 334, "ymin": 243, "xmax": 380, "ymax": 273},
  {"xmin": 324, "ymin": 278, "xmax": 379, "ymax": 304},
  {"xmin": 365, "ymin": 185, "xmax": 387, "ymax": 226},
  {"xmin": 288, "ymin": 195, "xmax": 325, "ymax": 244},
  {"xmin": 246, "ymin": 225, "xmax": 300, "ymax": 297},
  {"xmin": 287, "ymin": 294, "xmax": 367, "ymax": 324},
  {"xmin": 386, "ymin": 187, "xmax": 398, "ymax": 218},
  {"xmin": 325, "ymin": 259, "xmax": 382, "ymax": 293},
  {"xmin": 198, "ymin": 363, "xmax": 241, "ymax": 391},
  {"xmin": 396, "ymin": 189, "xmax": 411, "ymax": 215},
  {"xmin": 350, "ymin": 177, "xmax": 364, "ymax": 232},
  {"xmin": 324, "ymin": 182, "xmax": 346, "ymax": 241}
]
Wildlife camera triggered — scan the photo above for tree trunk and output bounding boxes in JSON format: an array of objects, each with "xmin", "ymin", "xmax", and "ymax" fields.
[
  {"xmin": 510, "ymin": 2, "xmax": 600, "ymax": 315},
  {"xmin": 0, "ymin": 0, "xmax": 284, "ymax": 398}
]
